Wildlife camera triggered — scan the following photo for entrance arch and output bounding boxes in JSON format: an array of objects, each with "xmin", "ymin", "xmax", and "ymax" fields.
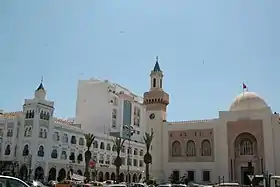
[
  {"xmin": 132, "ymin": 173, "xmax": 137, "ymax": 182},
  {"xmin": 34, "ymin": 166, "xmax": 44, "ymax": 180},
  {"xmin": 120, "ymin": 173, "xmax": 124, "ymax": 182},
  {"xmin": 105, "ymin": 172, "xmax": 110, "ymax": 180},
  {"xmin": 111, "ymin": 172, "xmax": 115, "ymax": 180},
  {"xmin": 98, "ymin": 171, "xmax": 103, "ymax": 182},
  {"xmin": 48, "ymin": 168, "xmax": 56, "ymax": 181},
  {"xmin": 19, "ymin": 165, "xmax": 28, "ymax": 180},
  {"xmin": 126, "ymin": 173, "xmax": 131, "ymax": 182},
  {"xmin": 139, "ymin": 174, "xmax": 142, "ymax": 182},
  {"xmin": 58, "ymin": 168, "xmax": 66, "ymax": 181}
]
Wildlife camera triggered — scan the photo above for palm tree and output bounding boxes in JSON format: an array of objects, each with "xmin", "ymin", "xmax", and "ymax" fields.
[
  {"xmin": 84, "ymin": 133, "xmax": 95, "ymax": 181},
  {"xmin": 143, "ymin": 131, "xmax": 154, "ymax": 181},
  {"xmin": 113, "ymin": 137, "xmax": 126, "ymax": 183}
]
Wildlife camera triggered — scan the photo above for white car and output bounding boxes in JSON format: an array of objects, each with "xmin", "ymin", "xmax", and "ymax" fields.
[{"xmin": 0, "ymin": 175, "xmax": 30, "ymax": 187}]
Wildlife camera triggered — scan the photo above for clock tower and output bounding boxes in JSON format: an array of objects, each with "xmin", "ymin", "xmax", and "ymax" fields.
[{"xmin": 143, "ymin": 56, "xmax": 169, "ymax": 182}]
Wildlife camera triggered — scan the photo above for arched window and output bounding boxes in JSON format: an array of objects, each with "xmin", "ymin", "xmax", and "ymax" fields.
[
  {"xmin": 172, "ymin": 141, "xmax": 181, "ymax": 156},
  {"xmin": 94, "ymin": 141, "xmax": 98, "ymax": 148},
  {"xmin": 186, "ymin": 140, "xmax": 196, "ymax": 157},
  {"xmin": 37, "ymin": 145, "xmax": 44, "ymax": 157},
  {"xmin": 201, "ymin": 139, "xmax": 211, "ymax": 156},
  {"xmin": 71, "ymin": 136, "xmax": 76, "ymax": 144},
  {"xmin": 100, "ymin": 142, "xmax": 105, "ymax": 149},
  {"xmin": 77, "ymin": 154, "xmax": 83, "ymax": 162},
  {"xmin": 5, "ymin": 145, "xmax": 11, "ymax": 155},
  {"xmin": 61, "ymin": 151, "xmax": 67, "ymax": 160},
  {"xmin": 69, "ymin": 152, "xmax": 75, "ymax": 161},
  {"xmin": 112, "ymin": 144, "xmax": 116, "ymax": 151},
  {"xmin": 23, "ymin": 144, "xmax": 29, "ymax": 156},
  {"xmin": 106, "ymin": 143, "xmax": 111, "ymax": 151},
  {"xmin": 63, "ymin": 134, "xmax": 68, "ymax": 143},
  {"xmin": 153, "ymin": 78, "xmax": 156, "ymax": 88},
  {"xmin": 79, "ymin": 137, "xmax": 84, "ymax": 145},
  {"xmin": 51, "ymin": 149, "xmax": 58, "ymax": 159},
  {"xmin": 240, "ymin": 139, "xmax": 254, "ymax": 155}
]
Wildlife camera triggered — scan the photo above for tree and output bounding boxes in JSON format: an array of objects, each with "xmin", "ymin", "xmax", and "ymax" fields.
[
  {"xmin": 84, "ymin": 133, "xmax": 95, "ymax": 181},
  {"xmin": 143, "ymin": 131, "xmax": 154, "ymax": 181},
  {"xmin": 113, "ymin": 137, "xmax": 126, "ymax": 183}
]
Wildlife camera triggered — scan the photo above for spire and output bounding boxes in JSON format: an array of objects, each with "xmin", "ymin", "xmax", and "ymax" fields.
[
  {"xmin": 36, "ymin": 76, "xmax": 45, "ymax": 91},
  {"xmin": 153, "ymin": 56, "xmax": 162, "ymax": 72}
]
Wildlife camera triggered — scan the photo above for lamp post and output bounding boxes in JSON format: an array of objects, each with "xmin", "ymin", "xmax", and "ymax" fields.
[{"xmin": 124, "ymin": 125, "xmax": 134, "ymax": 184}]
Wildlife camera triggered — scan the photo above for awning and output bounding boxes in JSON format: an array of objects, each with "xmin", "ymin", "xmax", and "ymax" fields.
[{"xmin": 71, "ymin": 173, "xmax": 85, "ymax": 181}]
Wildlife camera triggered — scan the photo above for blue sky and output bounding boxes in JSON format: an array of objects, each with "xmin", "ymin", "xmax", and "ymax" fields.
[{"xmin": 1, "ymin": 0, "xmax": 280, "ymax": 121}]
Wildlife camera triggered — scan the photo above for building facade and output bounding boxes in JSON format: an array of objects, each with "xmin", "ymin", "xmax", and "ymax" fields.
[
  {"xmin": 0, "ymin": 82, "xmax": 145, "ymax": 182},
  {"xmin": 75, "ymin": 79, "xmax": 146, "ymax": 142},
  {"xmin": 143, "ymin": 58, "xmax": 280, "ymax": 184}
]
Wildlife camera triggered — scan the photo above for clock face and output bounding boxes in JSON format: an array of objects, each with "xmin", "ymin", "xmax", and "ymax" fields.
[{"xmin": 149, "ymin": 113, "xmax": 155, "ymax": 120}]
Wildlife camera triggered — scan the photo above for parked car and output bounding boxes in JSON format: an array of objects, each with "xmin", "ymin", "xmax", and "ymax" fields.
[{"xmin": 0, "ymin": 175, "xmax": 30, "ymax": 187}]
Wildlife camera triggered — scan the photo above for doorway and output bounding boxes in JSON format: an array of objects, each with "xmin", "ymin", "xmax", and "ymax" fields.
[{"xmin": 241, "ymin": 166, "xmax": 254, "ymax": 185}]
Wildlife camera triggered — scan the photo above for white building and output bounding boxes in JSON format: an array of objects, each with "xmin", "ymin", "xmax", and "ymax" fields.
[
  {"xmin": 0, "ymin": 82, "xmax": 145, "ymax": 182},
  {"xmin": 75, "ymin": 79, "xmax": 146, "ymax": 142},
  {"xmin": 143, "ymin": 58, "xmax": 280, "ymax": 184}
]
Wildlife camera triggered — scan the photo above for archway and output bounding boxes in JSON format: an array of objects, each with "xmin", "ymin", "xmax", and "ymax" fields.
[
  {"xmin": 98, "ymin": 171, "xmax": 103, "ymax": 182},
  {"xmin": 77, "ymin": 170, "xmax": 83, "ymax": 176},
  {"xmin": 120, "ymin": 173, "xmax": 124, "ymax": 182},
  {"xmin": 133, "ymin": 173, "xmax": 137, "ymax": 182},
  {"xmin": 19, "ymin": 165, "xmax": 28, "ymax": 180},
  {"xmin": 58, "ymin": 168, "xmax": 66, "ymax": 182},
  {"xmin": 105, "ymin": 172, "xmax": 110, "ymax": 180},
  {"xmin": 139, "ymin": 174, "xmax": 142, "ymax": 182},
  {"xmin": 126, "ymin": 173, "xmax": 131, "ymax": 182},
  {"xmin": 48, "ymin": 168, "xmax": 56, "ymax": 181},
  {"xmin": 34, "ymin": 166, "xmax": 44, "ymax": 180},
  {"xmin": 111, "ymin": 172, "xmax": 115, "ymax": 180}
]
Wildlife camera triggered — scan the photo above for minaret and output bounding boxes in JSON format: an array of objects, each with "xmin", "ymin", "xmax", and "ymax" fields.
[{"xmin": 143, "ymin": 56, "xmax": 169, "ymax": 182}]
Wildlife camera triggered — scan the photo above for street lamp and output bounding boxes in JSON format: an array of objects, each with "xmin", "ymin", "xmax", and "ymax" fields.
[{"xmin": 124, "ymin": 125, "xmax": 134, "ymax": 184}]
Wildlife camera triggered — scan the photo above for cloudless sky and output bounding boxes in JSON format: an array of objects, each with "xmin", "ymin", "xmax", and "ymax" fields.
[{"xmin": 1, "ymin": 0, "xmax": 280, "ymax": 121}]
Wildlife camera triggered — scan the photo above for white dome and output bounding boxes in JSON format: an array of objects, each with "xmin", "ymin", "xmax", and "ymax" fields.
[{"xmin": 229, "ymin": 92, "xmax": 268, "ymax": 111}]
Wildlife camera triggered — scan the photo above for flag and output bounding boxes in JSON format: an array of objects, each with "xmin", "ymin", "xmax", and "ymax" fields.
[{"xmin": 243, "ymin": 83, "xmax": 247, "ymax": 89}]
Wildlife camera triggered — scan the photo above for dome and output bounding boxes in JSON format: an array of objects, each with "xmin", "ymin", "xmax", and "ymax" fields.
[{"xmin": 229, "ymin": 92, "xmax": 268, "ymax": 111}]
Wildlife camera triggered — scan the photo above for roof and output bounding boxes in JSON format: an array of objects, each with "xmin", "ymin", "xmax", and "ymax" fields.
[{"xmin": 36, "ymin": 83, "xmax": 45, "ymax": 91}]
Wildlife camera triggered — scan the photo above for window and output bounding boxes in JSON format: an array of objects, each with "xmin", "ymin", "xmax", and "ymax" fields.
[
  {"xmin": 172, "ymin": 141, "xmax": 181, "ymax": 156},
  {"xmin": 160, "ymin": 79, "xmax": 162, "ymax": 88},
  {"xmin": 127, "ymin": 147, "xmax": 132, "ymax": 154},
  {"xmin": 77, "ymin": 154, "xmax": 83, "ymax": 162},
  {"xmin": 37, "ymin": 145, "xmax": 44, "ymax": 157},
  {"xmin": 40, "ymin": 111, "xmax": 50, "ymax": 120},
  {"xmin": 134, "ymin": 148, "xmax": 138, "ymax": 155},
  {"xmin": 53, "ymin": 132, "xmax": 60, "ymax": 141},
  {"xmin": 100, "ymin": 142, "xmax": 105, "ymax": 149},
  {"xmin": 24, "ymin": 126, "xmax": 32, "ymax": 137},
  {"xmin": 106, "ymin": 155, "xmax": 110, "ymax": 165},
  {"xmin": 22, "ymin": 144, "xmax": 29, "ymax": 156},
  {"xmin": 70, "ymin": 136, "xmax": 76, "ymax": 144},
  {"xmin": 140, "ymin": 149, "xmax": 144, "ymax": 156},
  {"xmin": 187, "ymin": 171, "xmax": 195, "ymax": 181},
  {"xmin": 25, "ymin": 110, "xmax": 35, "ymax": 119},
  {"xmin": 7, "ymin": 128, "xmax": 13, "ymax": 137},
  {"xmin": 61, "ymin": 151, "xmax": 67, "ymax": 160},
  {"xmin": 186, "ymin": 140, "xmax": 196, "ymax": 157},
  {"xmin": 51, "ymin": 149, "xmax": 58, "ymax": 159},
  {"xmin": 127, "ymin": 158, "xmax": 132, "ymax": 166},
  {"xmin": 240, "ymin": 139, "xmax": 254, "ymax": 155},
  {"xmin": 63, "ymin": 134, "xmax": 68, "ymax": 143},
  {"xmin": 112, "ymin": 108, "xmax": 117, "ymax": 128},
  {"xmin": 121, "ymin": 146, "xmax": 125, "ymax": 153},
  {"xmin": 4, "ymin": 145, "xmax": 11, "ymax": 155},
  {"xmin": 112, "ymin": 156, "xmax": 116, "ymax": 165},
  {"xmin": 133, "ymin": 159, "xmax": 138, "ymax": 167},
  {"xmin": 112, "ymin": 145, "xmax": 116, "ymax": 151},
  {"xmin": 93, "ymin": 153, "xmax": 97, "ymax": 162},
  {"xmin": 39, "ymin": 128, "xmax": 43, "ymax": 138},
  {"xmin": 133, "ymin": 107, "xmax": 140, "ymax": 127},
  {"xmin": 121, "ymin": 157, "xmax": 126, "ymax": 165},
  {"xmin": 139, "ymin": 160, "xmax": 143, "ymax": 167},
  {"xmin": 201, "ymin": 140, "xmax": 211, "ymax": 156},
  {"xmin": 43, "ymin": 129, "xmax": 47, "ymax": 139},
  {"xmin": 202, "ymin": 171, "xmax": 210, "ymax": 182},
  {"xmin": 153, "ymin": 78, "xmax": 156, "ymax": 87},
  {"xmin": 99, "ymin": 154, "xmax": 104, "ymax": 164},
  {"xmin": 106, "ymin": 144, "xmax": 111, "ymax": 151},
  {"xmin": 79, "ymin": 137, "xmax": 84, "ymax": 145},
  {"xmin": 112, "ymin": 97, "xmax": 118, "ymax": 106},
  {"xmin": 69, "ymin": 152, "xmax": 75, "ymax": 161},
  {"xmin": 39, "ymin": 128, "xmax": 47, "ymax": 139},
  {"xmin": 93, "ymin": 141, "xmax": 98, "ymax": 148}
]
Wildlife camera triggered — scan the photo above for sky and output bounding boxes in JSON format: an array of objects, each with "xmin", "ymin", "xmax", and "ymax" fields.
[{"xmin": 0, "ymin": 0, "xmax": 280, "ymax": 121}]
